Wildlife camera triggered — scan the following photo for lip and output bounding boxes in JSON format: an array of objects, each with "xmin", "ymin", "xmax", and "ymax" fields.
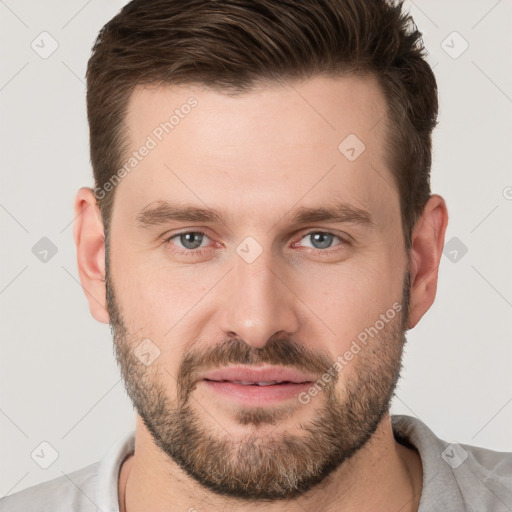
[
  {"xmin": 201, "ymin": 380, "xmax": 312, "ymax": 405},
  {"xmin": 198, "ymin": 365, "xmax": 317, "ymax": 385},
  {"xmin": 196, "ymin": 365, "xmax": 317, "ymax": 406}
]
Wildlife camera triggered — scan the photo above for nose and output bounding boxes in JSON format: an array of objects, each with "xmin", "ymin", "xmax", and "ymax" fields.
[{"xmin": 218, "ymin": 243, "xmax": 300, "ymax": 349}]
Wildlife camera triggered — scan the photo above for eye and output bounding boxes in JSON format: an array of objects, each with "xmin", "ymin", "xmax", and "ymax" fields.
[
  {"xmin": 166, "ymin": 231, "xmax": 211, "ymax": 252},
  {"xmin": 163, "ymin": 229, "xmax": 349, "ymax": 257},
  {"xmin": 293, "ymin": 231, "xmax": 348, "ymax": 251}
]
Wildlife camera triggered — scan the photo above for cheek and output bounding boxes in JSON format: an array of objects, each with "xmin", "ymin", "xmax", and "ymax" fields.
[
  {"xmin": 297, "ymin": 251, "xmax": 405, "ymax": 350},
  {"xmin": 113, "ymin": 252, "xmax": 226, "ymax": 340},
  {"xmin": 108, "ymin": 243, "xmax": 171, "ymax": 336}
]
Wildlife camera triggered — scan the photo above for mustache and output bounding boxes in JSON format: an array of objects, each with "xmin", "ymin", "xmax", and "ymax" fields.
[{"xmin": 176, "ymin": 337, "xmax": 336, "ymax": 403}]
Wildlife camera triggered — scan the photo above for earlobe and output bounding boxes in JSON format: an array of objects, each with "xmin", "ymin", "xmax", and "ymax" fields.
[
  {"xmin": 407, "ymin": 195, "xmax": 449, "ymax": 329},
  {"xmin": 73, "ymin": 187, "xmax": 110, "ymax": 324}
]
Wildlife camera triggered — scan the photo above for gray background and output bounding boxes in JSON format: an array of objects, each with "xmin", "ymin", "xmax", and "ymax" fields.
[{"xmin": 1, "ymin": 0, "xmax": 511, "ymax": 496}]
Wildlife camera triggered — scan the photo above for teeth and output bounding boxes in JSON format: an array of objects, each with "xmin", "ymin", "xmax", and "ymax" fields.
[{"xmin": 231, "ymin": 380, "xmax": 280, "ymax": 386}]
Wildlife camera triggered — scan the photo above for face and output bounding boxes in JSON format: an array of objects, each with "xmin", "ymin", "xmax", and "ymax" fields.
[{"xmin": 105, "ymin": 75, "xmax": 410, "ymax": 500}]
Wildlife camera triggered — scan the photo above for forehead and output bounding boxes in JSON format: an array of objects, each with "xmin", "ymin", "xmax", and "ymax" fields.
[
  {"xmin": 115, "ymin": 74, "xmax": 396, "ymax": 227},
  {"xmin": 125, "ymin": 74, "xmax": 387, "ymax": 151}
]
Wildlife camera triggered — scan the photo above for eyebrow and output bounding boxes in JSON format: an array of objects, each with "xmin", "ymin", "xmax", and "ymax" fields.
[{"xmin": 136, "ymin": 200, "xmax": 373, "ymax": 229}]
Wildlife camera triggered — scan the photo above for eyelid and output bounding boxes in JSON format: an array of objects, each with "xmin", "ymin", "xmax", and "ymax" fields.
[
  {"xmin": 292, "ymin": 229, "xmax": 351, "ymax": 249},
  {"xmin": 164, "ymin": 230, "xmax": 213, "ymax": 249}
]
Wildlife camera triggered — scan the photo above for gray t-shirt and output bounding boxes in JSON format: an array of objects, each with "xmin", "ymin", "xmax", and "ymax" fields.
[{"xmin": 1, "ymin": 414, "xmax": 511, "ymax": 511}]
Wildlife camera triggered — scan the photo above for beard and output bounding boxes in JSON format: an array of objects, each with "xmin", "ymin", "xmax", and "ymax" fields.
[{"xmin": 105, "ymin": 248, "xmax": 410, "ymax": 502}]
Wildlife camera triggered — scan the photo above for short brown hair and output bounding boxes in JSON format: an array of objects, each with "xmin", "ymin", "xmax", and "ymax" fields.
[{"xmin": 86, "ymin": 0, "xmax": 438, "ymax": 248}]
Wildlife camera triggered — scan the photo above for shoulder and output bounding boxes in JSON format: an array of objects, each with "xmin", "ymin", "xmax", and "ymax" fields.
[
  {"xmin": 392, "ymin": 414, "xmax": 512, "ymax": 511},
  {"xmin": 0, "ymin": 462, "xmax": 99, "ymax": 512},
  {"xmin": 1, "ymin": 430, "xmax": 135, "ymax": 512},
  {"xmin": 455, "ymin": 441, "xmax": 512, "ymax": 510}
]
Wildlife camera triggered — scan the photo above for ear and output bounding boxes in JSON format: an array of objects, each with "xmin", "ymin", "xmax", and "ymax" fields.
[
  {"xmin": 407, "ymin": 194, "xmax": 448, "ymax": 329},
  {"xmin": 73, "ymin": 187, "xmax": 109, "ymax": 324}
]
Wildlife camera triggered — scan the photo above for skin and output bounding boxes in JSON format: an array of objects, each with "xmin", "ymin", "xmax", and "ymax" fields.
[{"xmin": 73, "ymin": 74, "xmax": 448, "ymax": 511}]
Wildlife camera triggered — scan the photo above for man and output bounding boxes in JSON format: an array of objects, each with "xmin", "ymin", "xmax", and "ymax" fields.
[{"xmin": 2, "ymin": 0, "xmax": 511, "ymax": 510}]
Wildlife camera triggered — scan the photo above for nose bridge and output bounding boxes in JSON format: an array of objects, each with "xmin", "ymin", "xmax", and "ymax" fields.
[{"xmin": 219, "ymin": 238, "xmax": 299, "ymax": 348}]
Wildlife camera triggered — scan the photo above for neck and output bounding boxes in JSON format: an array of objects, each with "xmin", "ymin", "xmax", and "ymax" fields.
[{"xmin": 118, "ymin": 414, "xmax": 422, "ymax": 512}]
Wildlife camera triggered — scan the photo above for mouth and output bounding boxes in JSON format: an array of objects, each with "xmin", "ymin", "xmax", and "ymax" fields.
[
  {"xmin": 199, "ymin": 365, "xmax": 316, "ymax": 385},
  {"xmin": 197, "ymin": 366, "xmax": 316, "ymax": 405},
  {"xmin": 204, "ymin": 379, "xmax": 300, "ymax": 386}
]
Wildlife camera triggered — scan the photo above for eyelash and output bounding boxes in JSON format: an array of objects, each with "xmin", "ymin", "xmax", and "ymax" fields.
[{"xmin": 163, "ymin": 230, "xmax": 350, "ymax": 256}]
